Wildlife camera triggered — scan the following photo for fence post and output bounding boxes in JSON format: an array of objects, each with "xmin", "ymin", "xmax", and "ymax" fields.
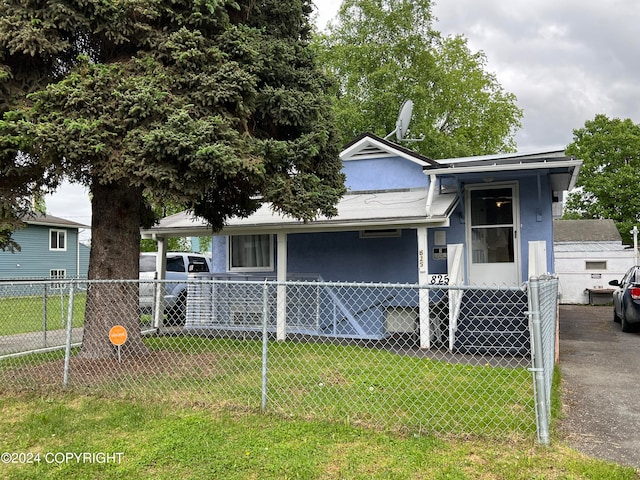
[
  {"xmin": 62, "ymin": 280, "xmax": 75, "ymax": 388},
  {"xmin": 42, "ymin": 283, "xmax": 48, "ymax": 348},
  {"xmin": 528, "ymin": 276, "xmax": 550, "ymax": 445},
  {"xmin": 261, "ymin": 280, "xmax": 269, "ymax": 412}
]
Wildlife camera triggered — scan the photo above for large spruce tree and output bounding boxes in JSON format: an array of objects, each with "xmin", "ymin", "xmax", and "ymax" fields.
[{"xmin": 0, "ymin": 0, "xmax": 344, "ymax": 358}]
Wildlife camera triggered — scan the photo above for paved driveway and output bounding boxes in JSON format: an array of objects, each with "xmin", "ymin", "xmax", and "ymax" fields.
[{"xmin": 559, "ymin": 304, "xmax": 640, "ymax": 470}]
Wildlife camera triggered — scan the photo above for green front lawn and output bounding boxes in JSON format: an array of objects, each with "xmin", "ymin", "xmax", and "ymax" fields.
[
  {"xmin": 0, "ymin": 391, "xmax": 636, "ymax": 479},
  {"xmin": 0, "ymin": 293, "xmax": 86, "ymax": 336}
]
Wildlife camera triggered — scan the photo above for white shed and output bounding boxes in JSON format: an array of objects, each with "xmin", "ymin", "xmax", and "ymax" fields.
[{"xmin": 554, "ymin": 219, "xmax": 635, "ymax": 304}]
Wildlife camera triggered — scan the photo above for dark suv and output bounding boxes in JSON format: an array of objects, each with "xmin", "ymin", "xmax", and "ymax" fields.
[{"xmin": 609, "ymin": 265, "xmax": 640, "ymax": 333}]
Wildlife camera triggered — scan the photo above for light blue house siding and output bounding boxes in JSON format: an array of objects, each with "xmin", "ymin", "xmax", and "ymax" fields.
[
  {"xmin": 343, "ymin": 156, "xmax": 430, "ymax": 191},
  {"xmin": 211, "ymin": 155, "xmax": 558, "ymax": 285},
  {"xmin": 0, "ymin": 218, "xmax": 90, "ymax": 279},
  {"xmin": 287, "ymin": 230, "xmax": 419, "ymax": 283}
]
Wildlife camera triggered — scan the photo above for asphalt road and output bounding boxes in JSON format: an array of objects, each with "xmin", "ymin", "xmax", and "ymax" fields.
[{"xmin": 559, "ymin": 304, "xmax": 640, "ymax": 470}]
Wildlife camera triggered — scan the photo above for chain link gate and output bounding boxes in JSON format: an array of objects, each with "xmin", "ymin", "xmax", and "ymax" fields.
[{"xmin": 0, "ymin": 277, "xmax": 558, "ymax": 441}]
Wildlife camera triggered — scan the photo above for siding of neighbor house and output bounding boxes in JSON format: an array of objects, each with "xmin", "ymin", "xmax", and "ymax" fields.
[{"xmin": 0, "ymin": 222, "xmax": 90, "ymax": 279}]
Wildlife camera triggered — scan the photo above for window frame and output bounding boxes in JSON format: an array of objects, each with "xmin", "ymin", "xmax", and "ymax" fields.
[
  {"xmin": 585, "ymin": 260, "xmax": 607, "ymax": 271},
  {"xmin": 49, "ymin": 229, "xmax": 67, "ymax": 251},
  {"xmin": 50, "ymin": 269, "xmax": 66, "ymax": 289},
  {"xmin": 228, "ymin": 234, "xmax": 274, "ymax": 272}
]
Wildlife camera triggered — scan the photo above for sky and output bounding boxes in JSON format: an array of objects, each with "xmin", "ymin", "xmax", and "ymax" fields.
[{"xmin": 45, "ymin": 0, "xmax": 640, "ymax": 229}]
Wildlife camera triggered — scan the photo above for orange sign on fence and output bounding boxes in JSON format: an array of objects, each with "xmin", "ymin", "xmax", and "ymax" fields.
[{"xmin": 108, "ymin": 325, "xmax": 128, "ymax": 346}]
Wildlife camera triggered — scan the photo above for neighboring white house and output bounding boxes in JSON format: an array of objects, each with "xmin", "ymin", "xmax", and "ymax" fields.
[{"xmin": 554, "ymin": 219, "xmax": 635, "ymax": 304}]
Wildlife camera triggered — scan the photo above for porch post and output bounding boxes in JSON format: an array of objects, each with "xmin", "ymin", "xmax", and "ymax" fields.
[
  {"xmin": 276, "ymin": 233, "xmax": 287, "ymax": 341},
  {"xmin": 153, "ymin": 236, "xmax": 168, "ymax": 329},
  {"xmin": 417, "ymin": 227, "xmax": 431, "ymax": 349}
]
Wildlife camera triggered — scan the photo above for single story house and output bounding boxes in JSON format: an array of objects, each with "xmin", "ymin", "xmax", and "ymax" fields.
[
  {"xmin": 142, "ymin": 133, "xmax": 582, "ymax": 351},
  {"xmin": 553, "ymin": 219, "xmax": 635, "ymax": 304},
  {"xmin": 0, "ymin": 214, "xmax": 90, "ymax": 280}
]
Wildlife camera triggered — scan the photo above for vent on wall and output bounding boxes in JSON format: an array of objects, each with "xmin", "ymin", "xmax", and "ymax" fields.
[
  {"xmin": 360, "ymin": 229, "xmax": 402, "ymax": 238},
  {"xmin": 350, "ymin": 144, "xmax": 393, "ymax": 159}
]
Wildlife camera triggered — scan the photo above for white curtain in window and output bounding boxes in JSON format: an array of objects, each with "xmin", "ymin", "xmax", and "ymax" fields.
[{"xmin": 231, "ymin": 235, "xmax": 271, "ymax": 269}]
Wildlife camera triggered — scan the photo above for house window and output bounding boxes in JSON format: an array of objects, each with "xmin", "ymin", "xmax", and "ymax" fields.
[
  {"xmin": 50, "ymin": 229, "xmax": 67, "ymax": 251},
  {"xmin": 229, "ymin": 235, "xmax": 273, "ymax": 271},
  {"xmin": 50, "ymin": 269, "xmax": 66, "ymax": 289},
  {"xmin": 585, "ymin": 260, "xmax": 607, "ymax": 271}
]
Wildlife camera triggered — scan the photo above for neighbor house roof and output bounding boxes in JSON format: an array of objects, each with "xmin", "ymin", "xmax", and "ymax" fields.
[
  {"xmin": 553, "ymin": 219, "xmax": 622, "ymax": 243},
  {"xmin": 24, "ymin": 213, "xmax": 89, "ymax": 229}
]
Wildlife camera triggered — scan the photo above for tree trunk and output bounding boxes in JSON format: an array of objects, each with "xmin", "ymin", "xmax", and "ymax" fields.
[{"xmin": 78, "ymin": 178, "xmax": 149, "ymax": 359}]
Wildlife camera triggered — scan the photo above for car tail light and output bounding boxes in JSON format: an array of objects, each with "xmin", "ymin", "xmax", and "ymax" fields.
[{"xmin": 630, "ymin": 286, "xmax": 640, "ymax": 300}]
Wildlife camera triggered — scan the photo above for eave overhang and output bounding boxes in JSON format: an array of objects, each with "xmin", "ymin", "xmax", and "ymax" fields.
[
  {"xmin": 423, "ymin": 151, "xmax": 583, "ymax": 191},
  {"xmin": 141, "ymin": 189, "xmax": 458, "ymax": 239}
]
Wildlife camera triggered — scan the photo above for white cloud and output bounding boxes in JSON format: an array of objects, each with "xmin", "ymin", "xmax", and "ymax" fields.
[
  {"xmin": 431, "ymin": 0, "xmax": 640, "ymax": 149},
  {"xmin": 45, "ymin": 181, "xmax": 92, "ymax": 226}
]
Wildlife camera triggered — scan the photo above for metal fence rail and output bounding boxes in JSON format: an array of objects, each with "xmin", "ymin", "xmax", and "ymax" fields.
[{"xmin": 0, "ymin": 277, "xmax": 558, "ymax": 441}]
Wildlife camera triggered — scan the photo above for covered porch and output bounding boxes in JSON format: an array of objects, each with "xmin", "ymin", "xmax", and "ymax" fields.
[{"xmin": 141, "ymin": 186, "xmax": 459, "ymax": 349}]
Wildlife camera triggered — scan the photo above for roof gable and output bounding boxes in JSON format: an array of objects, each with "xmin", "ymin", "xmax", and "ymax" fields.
[{"xmin": 340, "ymin": 133, "xmax": 439, "ymax": 167}]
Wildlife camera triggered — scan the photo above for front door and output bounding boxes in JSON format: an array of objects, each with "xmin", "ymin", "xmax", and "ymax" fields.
[{"xmin": 466, "ymin": 184, "xmax": 520, "ymax": 285}]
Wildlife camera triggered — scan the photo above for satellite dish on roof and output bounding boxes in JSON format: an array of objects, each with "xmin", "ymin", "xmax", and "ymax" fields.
[
  {"xmin": 384, "ymin": 99, "xmax": 424, "ymax": 143},
  {"xmin": 395, "ymin": 99, "xmax": 414, "ymax": 141}
]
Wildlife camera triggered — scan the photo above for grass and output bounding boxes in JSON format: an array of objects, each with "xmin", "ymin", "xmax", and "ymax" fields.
[
  {"xmin": 3, "ymin": 336, "xmax": 535, "ymax": 437},
  {"xmin": 125, "ymin": 337, "xmax": 536, "ymax": 436},
  {"xmin": 0, "ymin": 293, "xmax": 86, "ymax": 336},
  {"xmin": 0, "ymin": 391, "xmax": 637, "ymax": 479},
  {"xmin": 1, "ymin": 316, "xmax": 638, "ymax": 478}
]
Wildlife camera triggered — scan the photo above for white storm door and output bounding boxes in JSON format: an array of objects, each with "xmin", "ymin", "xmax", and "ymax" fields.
[{"xmin": 467, "ymin": 184, "xmax": 520, "ymax": 285}]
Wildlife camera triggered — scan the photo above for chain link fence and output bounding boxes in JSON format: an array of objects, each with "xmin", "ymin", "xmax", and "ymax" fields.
[
  {"xmin": 528, "ymin": 275, "xmax": 560, "ymax": 444},
  {"xmin": 0, "ymin": 277, "xmax": 558, "ymax": 441}
]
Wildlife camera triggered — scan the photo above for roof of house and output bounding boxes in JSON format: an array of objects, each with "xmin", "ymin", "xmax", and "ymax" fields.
[
  {"xmin": 423, "ymin": 148, "xmax": 582, "ymax": 186},
  {"xmin": 141, "ymin": 135, "xmax": 584, "ymax": 239},
  {"xmin": 141, "ymin": 188, "xmax": 458, "ymax": 238},
  {"xmin": 24, "ymin": 213, "xmax": 89, "ymax": 229},
  {"xmin": 553, "ymin": 219, "xmax": 622, "ymax": 243}
]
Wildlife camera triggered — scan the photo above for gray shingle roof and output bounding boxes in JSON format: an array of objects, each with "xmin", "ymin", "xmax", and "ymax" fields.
[
  {"xmin": 24, "ymin": 213, "xmax": 89, "ymax": 229},
  {"xmin": 553, "ymin": 219, "xmax": 622, "ymax": 243}
]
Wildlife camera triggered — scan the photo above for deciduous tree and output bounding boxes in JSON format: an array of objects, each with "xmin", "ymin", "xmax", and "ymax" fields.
[
  {"xmin": 316, "ymin": 0, "xmax": 523, "ymax": 158},
  {"xmin": 564, "ymin": 114, "xmax": 640, "ymax": 245}
]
